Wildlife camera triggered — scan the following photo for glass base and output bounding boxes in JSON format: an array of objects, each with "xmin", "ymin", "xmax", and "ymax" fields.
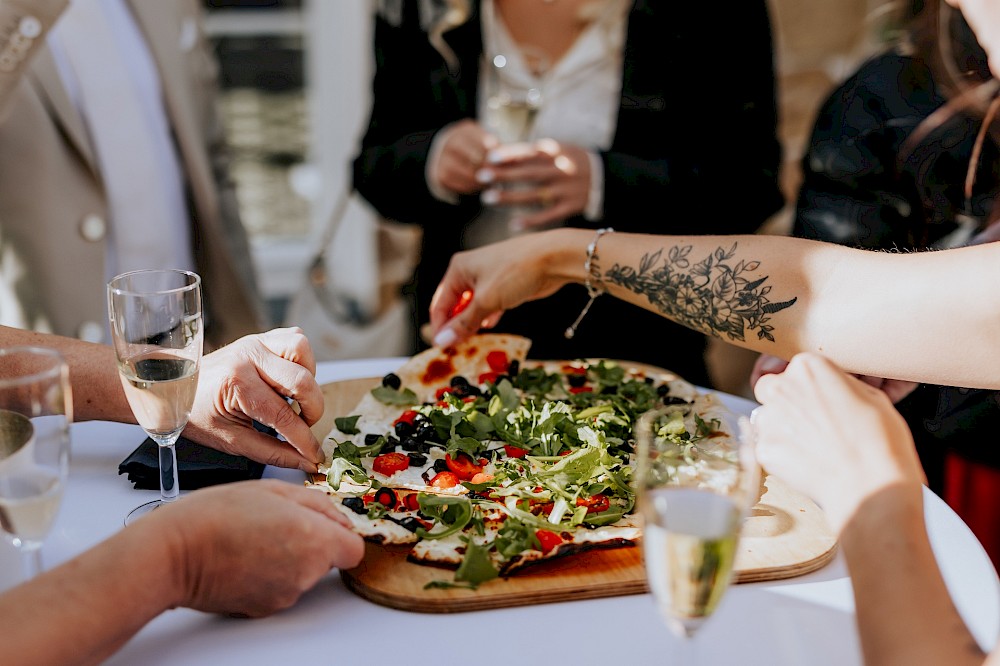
[{"xmin": 124, "ymin": 499, "xmax": 166, "ymax": 526}]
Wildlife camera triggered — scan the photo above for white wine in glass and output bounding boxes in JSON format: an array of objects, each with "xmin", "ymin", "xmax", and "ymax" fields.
[
  {"xmin": 0, "ymin": 347, "xmax": 72, "ymax": 579},
  {"xmin": 108, "ymin": 269, "xmax": 202, "ymax": 525},
  {"xmin": 636, "ymin": 408, "xmax": 758, "ymax": 640}
]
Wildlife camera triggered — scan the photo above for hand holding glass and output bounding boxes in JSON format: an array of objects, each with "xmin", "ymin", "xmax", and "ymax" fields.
[
  {"xmin": 108, "ymin": 269, "xmax": 202, "ymax": 524},
  {"xmin": 0, "ymin": 347, "xmax": 72, "ymax": 579},
  {"xmin": 635, "ymin": 407, "xmax": 759, "ymax": 639}
]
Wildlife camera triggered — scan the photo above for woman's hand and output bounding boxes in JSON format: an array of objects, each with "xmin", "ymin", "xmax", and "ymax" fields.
[
  {"xmin": 478, "ymin": 139, "xmax": 592, "ymax": 230},
  {"xmin": 185, "ymin": 327, "xmax": 326, "ymax": 472},
  {"xmin": 752, "ymin": 353, "xmax": 926, "ymax": 534},
  {"xmin": 431, "ymin": 119, "xmax": 499, "ymax": 195},
  {"xmin": 429, "ymin": 228, "xmax": 589, "ymax": 346},
  {"xmin": 751, "ymin": 354, "xmax": 918, "ymax": 404}
]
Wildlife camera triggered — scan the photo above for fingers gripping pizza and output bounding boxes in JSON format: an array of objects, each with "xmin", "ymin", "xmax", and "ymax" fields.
[{"xmin": 308, "ymin": 334, "xmax": 735, "ymax": 589}]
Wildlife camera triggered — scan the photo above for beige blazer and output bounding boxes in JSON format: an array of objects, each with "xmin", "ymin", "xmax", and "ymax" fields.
[{"xmin": 0, "ymin": 0, "xmax": 264, "ymax": 347}]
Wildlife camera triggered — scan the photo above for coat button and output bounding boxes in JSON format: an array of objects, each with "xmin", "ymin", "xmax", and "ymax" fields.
[
  {"xmin": 19, "ymin": 16, "xmax": 41, "ymax": 39},
  {"xmin": 77, "ymin": 321, "xmax": 105, "ymax": 344},
  {"xmin": 79, "ymin": 214, "xmax": 106, "ymax": 242}
]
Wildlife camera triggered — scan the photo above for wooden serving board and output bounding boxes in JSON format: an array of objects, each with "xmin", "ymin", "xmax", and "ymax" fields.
[{"xmin": 314, "ymin": 377, "xmax": 838, "ymax": 613}]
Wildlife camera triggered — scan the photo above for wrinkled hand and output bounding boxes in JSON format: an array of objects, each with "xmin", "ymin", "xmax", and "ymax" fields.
[
  {"xmin": 752, "ymin": 353, "xmax": 926, "ymax": 534},
  {"xmin": 479, "ymin": 139, "xmax": 591, "ymax": 230},
  {"xmin": 148, "ymin": 480, "xmax": 364, "ymax": 617},
  {"xmin": 945, "ymin": 0, "xmax": 1000, "ymax": 77},
  {"xmin": 750, "ymin": 354, "xmax": 918, "ymax": 404},
  {"xmin": 185, "ymin": 327, "xmax": 325, "ymax": 471},
  {"xmin": 432, "ymin": 119, "xmax": 499, "ymax": 195},
  {"xmin": 429, "ymin": 229, "xmax": 578, "ymax": 347}
]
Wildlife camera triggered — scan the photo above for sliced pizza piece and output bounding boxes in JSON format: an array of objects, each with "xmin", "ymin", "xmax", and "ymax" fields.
[{"xmin": 307, "ymin": 483, "xmax": 430, "ymax": 545}]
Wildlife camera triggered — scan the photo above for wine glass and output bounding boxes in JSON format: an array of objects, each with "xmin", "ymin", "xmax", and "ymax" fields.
[
  {"xmin": 108, "ymin": 269, "xmax": 202, "ymax": 525},
  {"xmin": 480, "ymin": 46, "xmax": 551, "ymax": 231},
  {"xmin": 635, "ymin": 406, "xmax": 759, "ymax": 641},
  {"xmin": 0, "ymin": 347, "xmax": 72, "ymax": 579},
  {"xmin": 482, "ymin": 50, "xmax": 546, "ymax": 145}
]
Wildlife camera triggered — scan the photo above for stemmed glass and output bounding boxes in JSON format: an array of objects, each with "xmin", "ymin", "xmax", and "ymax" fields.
[
  {"xmin": 635, "ymin": 407, "xmax": 759, "ymax": 644},
  {"xmin": 0, "ymin": 347, "xmax": 72, "ymax": 579},
  {"xmin": 481, "ymin": 46, "xmax": 551, "ymax": 230},
  {"xmin": 108, "ymin": 269, "xmax": 202, "ymax": 525}
]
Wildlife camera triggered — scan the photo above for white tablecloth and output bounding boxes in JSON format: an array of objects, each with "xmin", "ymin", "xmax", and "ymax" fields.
[{"xmin": 11, "ymin": 358, "xmax": 999, "ymax": 665}]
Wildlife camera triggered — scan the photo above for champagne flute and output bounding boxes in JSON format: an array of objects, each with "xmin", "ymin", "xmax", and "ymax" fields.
[
  {"xmin": 480, "ymin": 46, "xmax": 551, "ymax": 231},
  {"xmin": 0, "ymin": 347, "xmax": 72, "ymax": 579},
  {"xmin": 108, "ymin": 269, "xmax": 202, "ymax": 525},
  {"xmin": 635, "ymin": 407, "xmax": 759, "ymax": 641}
]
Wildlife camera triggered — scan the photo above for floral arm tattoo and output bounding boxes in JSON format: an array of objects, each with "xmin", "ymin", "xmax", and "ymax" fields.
[{"xmin": 603, "ymin": 242, "xmax": 797, "ymax": 343}]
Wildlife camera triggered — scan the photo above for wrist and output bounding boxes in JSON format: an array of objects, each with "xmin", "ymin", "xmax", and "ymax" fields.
[
  {"xmin": 546, "ymin": 227, "xmax": 597, "ymax": 287},
  {"xmin": 836, "ymin": 480, "xmax": 925, "ymax": 542}
]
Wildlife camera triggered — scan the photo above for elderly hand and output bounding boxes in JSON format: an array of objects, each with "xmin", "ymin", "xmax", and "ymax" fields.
[
  {"xmin": 479, "ymin": 139, "xmax": 592, "ymax": 230},
  {"xmin": 750, "ymin": 353, "xmax": 918, "ymax": 404},
  {"xmin": 184, "ymin": 327, "xmax": 326, "ymax": 472},
  {"xmin": 752, "ymin": 353, "xmax": 926, "ymax": 534},
  {"xmin": 147, "ymin": 480, "xmax": 364, "ymax": 617},
  {"xmin": 431, "ymin": 119, "xmax": 499, "ymax": 195}
]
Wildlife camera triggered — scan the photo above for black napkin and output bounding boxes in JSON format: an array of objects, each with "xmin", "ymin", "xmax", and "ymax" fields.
[{"xmin": 118, "ymin": 422, "xmax": 271, "ymax": 490}]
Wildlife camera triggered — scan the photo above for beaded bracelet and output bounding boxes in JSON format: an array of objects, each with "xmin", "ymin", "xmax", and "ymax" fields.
[{"xmin": 564, "ymin": 227, "xmax": 614, "ymax": 339}]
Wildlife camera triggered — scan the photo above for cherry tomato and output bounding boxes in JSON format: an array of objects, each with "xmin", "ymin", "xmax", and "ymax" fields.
[
  {"xmin": 429, "ymin": 471, "xmax": 461, "ymax": 489},
  {"xmin": 402, "ymin": 493, "xmax": 421, "ymax": 512},
  {"xmin": 445, "ymin": 452, "xmax": 483, "ymax": 481},
  {"xmin": 478, "ymin": 371, "xmax": 500, "ymax": 385},
  {"xmin": 577, "ymin": 493, "xmax": 611, "ymax": 514},
  {"xmin": 530, "ymin": 501, "xmax": 554, "ymax": 516},
  {"xmin": 535, "ymin": 529, "xmax": 563, "ymax": 554},
  {"xmin": 504, "ymin": 445, "xmax": 529, "ymax": 459},
  {"xmin": 372, "ymin": 452, "xmax": 410, "ymax": 477},
  {"xmin": 393, "ymin": 409, "xmax": 419, "ymax": 426},
  {"xmin": 486, "ymin": 350, "xmax": 509, "ymax": 373},
  {"xmin": 569, "ymin": 386, "xmax": 593, "ymax": 394}
]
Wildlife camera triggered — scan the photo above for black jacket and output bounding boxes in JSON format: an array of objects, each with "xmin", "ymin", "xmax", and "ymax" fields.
[{"xmin": 353, "ymin": 0, "xmax": 783, "ymax": 384}]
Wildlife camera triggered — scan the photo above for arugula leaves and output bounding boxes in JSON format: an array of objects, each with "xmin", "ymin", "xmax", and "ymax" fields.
[
  {"xmin": 334, "ymin": 414, "xmax": 361, "ymax": 434},
  {"xmin": 371, "ymin": 385, "xmax": 418, "ymax": 405}
]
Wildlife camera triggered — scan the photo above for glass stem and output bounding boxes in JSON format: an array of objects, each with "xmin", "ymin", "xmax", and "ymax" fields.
[
  {"xmin": 154, "ymin": 436, "xmax": 180, "ymax": 503},
  {"xmin": 21, "ymin": 545, "xmax": 42, "ymax": 579}
]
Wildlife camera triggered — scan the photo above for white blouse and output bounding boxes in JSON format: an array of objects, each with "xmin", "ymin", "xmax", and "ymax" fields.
[{"xmin": 428, "ymin": 0, "xmax": 628, "ymax": 248}]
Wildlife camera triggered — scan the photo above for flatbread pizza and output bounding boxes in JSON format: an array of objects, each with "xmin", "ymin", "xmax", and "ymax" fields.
[{"xmin": 308, "ymin": 333, "xmax": 739, "ymax": 588}]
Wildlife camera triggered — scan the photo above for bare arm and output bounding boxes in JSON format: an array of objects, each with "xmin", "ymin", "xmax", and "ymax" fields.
[
  {"xmin": 0, "ymin": 481, "xmax": 364, "ymax": 666},
  {"xmin": 430, "ymin": 228, "xmax": 1000, "ymax": 388},
  {"xmin": 0, "ymin": 325, "xmax": 328, "ymax": 470},
  {"xmin": 753, "ymin": 355, "xmax": 989, "ymax": 665}
]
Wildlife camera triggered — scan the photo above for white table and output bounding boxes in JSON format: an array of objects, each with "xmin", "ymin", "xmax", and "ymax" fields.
[{"xmin": 16, "ymin": 358, "xmax": 1000, "ymax": 665}]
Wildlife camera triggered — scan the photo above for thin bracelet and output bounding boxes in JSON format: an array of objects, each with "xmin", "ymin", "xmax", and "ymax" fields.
[{"xmin": 564, "ymin": 227, "xmax": 614, "ymax": 339}]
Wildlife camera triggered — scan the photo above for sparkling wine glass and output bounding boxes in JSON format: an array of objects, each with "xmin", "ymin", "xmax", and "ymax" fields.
[
  {"xmin": 0, "ymin": 347, "xmax": 72, "ymax": 579},
  {"xmin": 635, "ymin": 407, "xmax": 759, "ymax": 642},
  {"xmin": 480, "ymin": 46, "xmax": 551, "ymax": 231},
  {"xmin": 108, "ymin": 269, "xmax": 202, "ymax": 525}
]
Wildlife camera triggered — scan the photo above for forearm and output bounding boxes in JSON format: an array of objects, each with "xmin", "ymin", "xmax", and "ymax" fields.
[
  {"xmin": 841, "ymin": 484, "xmax": 985, "ymax": 666},
  {"xmin": 577, "ymin": 230, "xmax": 1000, "ymax": 388},
  {"xmin": 0, "ymin": 326, "xmax": 134, "ymax": 423},
  {"xmin": 0, "ymin": 521, "xmax": 179, "ymax": 666}
]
